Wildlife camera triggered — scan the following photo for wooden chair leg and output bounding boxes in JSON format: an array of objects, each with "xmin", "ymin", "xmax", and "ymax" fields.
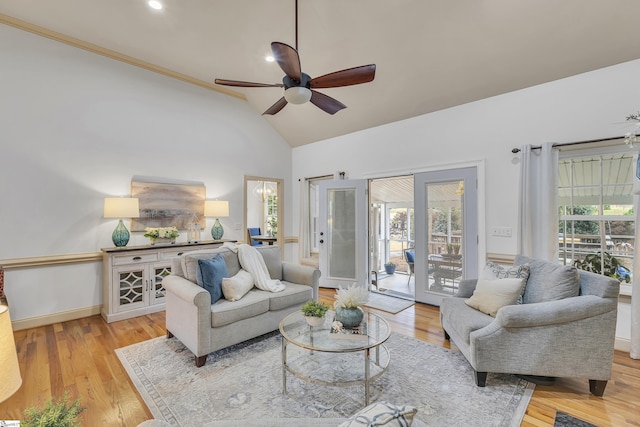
[
  {"xmin": 474, "ymin": 370, "xmax": 487, "ymax": 387},
  {"xmin": 589, "ymin": 379, "xmax": 607, "ymax": 397},
  {"xmin": 195, "ymin": 355, "xmax": 208, "ymax": 367}
]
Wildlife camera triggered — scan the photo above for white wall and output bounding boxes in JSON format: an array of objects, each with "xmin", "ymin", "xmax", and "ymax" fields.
[
  {"xmin": 292, "ymin": 59, "xmax": 640, "ymax": 255},
  {"xmin": 291, "ymin": 58, "xmax": 640, "ymax": 347},
  {"xmin": 0, "ymin": 25, "xmax": 293, "ymax": 322}
]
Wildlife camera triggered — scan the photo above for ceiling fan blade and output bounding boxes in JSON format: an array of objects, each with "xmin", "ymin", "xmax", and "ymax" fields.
[
  {"xmin": 271, "ymin": 42, "xmax": 302, "ymax": 82},
  {"xmin": 262, "ymin": 97, "xmax": 288, "ymax": 115},
  {"xmin": 215, "ymin": 79, "xmax": 283, "ymax": 88},
  {"xmin": 310, "ymin": 90, "xmax": 347, "ymax": 115},
  {"xmin": 309, "ymin": 64, "xmax": 376, "ymax": 89}
]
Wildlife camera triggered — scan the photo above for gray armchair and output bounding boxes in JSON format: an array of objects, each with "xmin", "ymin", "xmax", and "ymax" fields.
[{"xmin": 440, "ymin": 255, "xmax": 619, "ymax": 396}]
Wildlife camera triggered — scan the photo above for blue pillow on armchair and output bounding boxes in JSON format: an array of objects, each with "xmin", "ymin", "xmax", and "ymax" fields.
[{"xmin": 196, "ymin": 254, "xmax": 228, "ymax": 303}]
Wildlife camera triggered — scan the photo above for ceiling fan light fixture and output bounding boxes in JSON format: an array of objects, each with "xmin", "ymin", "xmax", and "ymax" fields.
[{"xmin": 284, "ymin": 87, "xmax": 312, "ymax": 104}]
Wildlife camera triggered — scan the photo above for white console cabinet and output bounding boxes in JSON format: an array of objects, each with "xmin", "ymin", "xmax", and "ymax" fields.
[{"xmin": 101, "ymin": 241, "xmax": 228, "ymax": 323}]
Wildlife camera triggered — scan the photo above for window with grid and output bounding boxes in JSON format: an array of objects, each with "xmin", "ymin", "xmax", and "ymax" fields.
[
  {"xmin": 266, "ymin": 195, "xmax": 278, "ymax": 236},
  {"xmin": 558, "ymin": 151, "xmax": 635, "ymax": 286}
]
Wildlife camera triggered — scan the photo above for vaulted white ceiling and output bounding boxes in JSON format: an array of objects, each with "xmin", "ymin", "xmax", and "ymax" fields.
[{"xmin": 2, "ymin": 0, "xmax": 640, "ymax": 147}]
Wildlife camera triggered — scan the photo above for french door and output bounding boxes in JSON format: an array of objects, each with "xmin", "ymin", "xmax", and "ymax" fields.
[
  {"xmin": 414, "ymin": 167, "xmax": 478, "ymax": 305},
  {"xmin": 318, "ymin": 180, "xmax": 368, "ymax": 288}
]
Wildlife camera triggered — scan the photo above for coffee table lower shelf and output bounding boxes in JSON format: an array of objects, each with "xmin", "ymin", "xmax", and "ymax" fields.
[{"xmin": 281, "ymin": 338, "xmax": 390, "ymax": 406}]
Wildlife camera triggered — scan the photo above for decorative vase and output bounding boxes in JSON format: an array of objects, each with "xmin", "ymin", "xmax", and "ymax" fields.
[
  {"xmin": 305, "ymin": 315, "xmax": 325, "ymax": 327},
  {"xmin": 335, "ymin": 306, "xmax": 364, "ymax": 328},
  {"xmin": 150, "ymin": 237, "xmax": 176, "ymax": 246},
  {"xmin": 384, "ymin": 264, "xmax": 396, "ymax": 275},
  {"xmin": 211, "ymin": 218, "xmax": 224, "ymax": 240},
  {"xmin": 112, "ymin": 219, "xmax": 131, "ymax": 247}
]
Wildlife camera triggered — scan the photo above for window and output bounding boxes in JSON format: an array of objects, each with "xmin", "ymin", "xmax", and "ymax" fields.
[
  {"xmin": 266, "ymin": 194, "xmax": 278, "ymax": 236},
  {"xmin": 558, "ymin": 151, "xmax": 635, "ymax": 288}
]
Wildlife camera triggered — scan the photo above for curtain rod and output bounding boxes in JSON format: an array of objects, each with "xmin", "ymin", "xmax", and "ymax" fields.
[
  {"xmin": 298, "ymin": 174, "xmax": 334, "ymax": 182},
  {"xmin": 511, "ymin": 135, "xmax": 624, "ymax": 153}
]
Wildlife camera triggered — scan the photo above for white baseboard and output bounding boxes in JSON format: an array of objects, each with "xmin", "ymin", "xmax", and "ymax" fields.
[
  {"xmin": 11, "ymin": 305, "xmax": 102, "ymax": 331},
  {"xmin": 615, "ymin": 336, "xmax": 631, "ymax": 353}
]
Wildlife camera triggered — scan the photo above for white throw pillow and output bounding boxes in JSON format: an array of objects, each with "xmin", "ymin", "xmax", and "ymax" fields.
[
  {"xmin": 221, "ymin": 269, "xmax": 255, "ymax": 301},
  {"xmin": 480, "ymin": 262, "xmax": 530, "ymax": 304},
  {"xmin": 338, "ymin": 401, "xmax": 418, "ymax": 427},
  {"xmin": 465, "ymin": 278, "xmax": 524, "ymax": 317}
]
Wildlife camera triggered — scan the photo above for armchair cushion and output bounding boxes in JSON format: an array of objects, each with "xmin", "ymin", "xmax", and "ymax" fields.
[
  {"xmin": 465, "ymin": 278, "xmax": 525, "ymax": 316},
  {"xmin": 405, "ymin": 250, "xmax": 415, "ymax": 263},
  {"xmin": 481, "ymin": 262, "xmax": 530, "ymax": 303},
  {"xmin": 514, "ymin": 255, "xmax": 579, "ymax": 303}
]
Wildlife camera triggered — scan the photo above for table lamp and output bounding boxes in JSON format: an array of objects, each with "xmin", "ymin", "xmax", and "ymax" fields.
[
  {"xmin": 0, "ymin": 304, "xmax": 22, "ymax": 403},
  {"xmin": 204, "ymin": 200, "xmax": 229, "ymax": 240},
  {"xmin": 104, "ymin": 197, "xmax": 140, "ymax": 247}
]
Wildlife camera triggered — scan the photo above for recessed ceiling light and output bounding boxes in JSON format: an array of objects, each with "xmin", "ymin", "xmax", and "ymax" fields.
[
  {"xmin": 265, "ymin": 55, "xmax": 275, "ymax": 63},
  {"xmin": 148, "ymin": 1, "xmax": 163, "ymax": 10}
]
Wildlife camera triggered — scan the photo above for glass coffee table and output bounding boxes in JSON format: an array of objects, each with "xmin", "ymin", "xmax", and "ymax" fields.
[{"xmin": 279, "ymin": 309, "xmax": 391, "ymax": 406}]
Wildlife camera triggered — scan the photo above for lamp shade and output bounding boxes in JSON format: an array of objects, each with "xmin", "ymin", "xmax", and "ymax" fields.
[
  {"xmin": 104, "ymin": 197, "xmax": 140, "ymax": 218},
  {"xmin": 0, "ymin": 305, "xmax": 22, "ymax": 403},
  {"xmin": 204, "ymin": 200, "xmax": 229, "ymax": 217}
]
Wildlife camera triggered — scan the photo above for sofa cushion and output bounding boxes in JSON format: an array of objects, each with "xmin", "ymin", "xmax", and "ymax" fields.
[
  {"xmin": 210, "ymin": 289, "xmax": 270, "ymax": 327},
  {"xmin": 196, "ymin": 255, "xmax": 228, "ymax": 304},
  {"xmin": 268, "ymin": 282, "xmax": 313, "ymax": 311},
  {"xmin": 256, "ymin": 246, "xmax": 283, "ymax": 280},
  {"xmin": 440, "ymin": 297, "xmax": 493, "ymax": 346},
  {"xmin": 465, "ymin": 278, "xmax": 524, "ymax": 317},
  {"xmin": 221, "ymin": 269, "xmax": 255, "ymax": 301},
  {"xmin": 338, "ymin": 401, "xmax": 418, "ymax": 427},
  {"xmin": 183, "ymin": 248, "xmax": 241, "ymax": 283},
  {"xmin": 481, "ymin": 262, "xmax": 530, "ymax": 304},
  {"xmin": 514, "ymin": 255, "xmax": 580, "ymax": 304}
]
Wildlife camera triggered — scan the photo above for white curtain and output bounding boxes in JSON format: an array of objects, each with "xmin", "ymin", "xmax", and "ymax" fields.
[
  {"xmin": 517, "ymin": 143, "xmax": 559, "ymax": 261},
  {"xmin": 298, "ymin": 179, "xmax": 311, "ymax": 263},
  {"xmin": 632, "ymin": 195, "xmax": 640, "ymax": 359}
]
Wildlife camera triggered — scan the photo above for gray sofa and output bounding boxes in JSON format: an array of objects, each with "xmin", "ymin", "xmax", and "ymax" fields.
[
  {"xmin": 164, "ymin": 245, "xmax": 320, "ymax": 367},
  {"xmin": 440, "ymin": 254, "xmax": 620, "ymax": 396}
]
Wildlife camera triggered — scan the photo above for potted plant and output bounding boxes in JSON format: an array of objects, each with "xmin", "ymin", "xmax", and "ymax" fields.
[
  {"xmin": 574, "ymin": 252, "xmax": 631, "ymax": 283},
  {"xmin": 144, "ymin": 226, "xmax": 180, "ymax": 245},
  {"xmin": 333, "ymin": 284, "xmax": 369, "ymax": 328},
  {"xmin": 300, "ymin": 300, "xmax": 330, "ymax": 326},
  {"xmin": 23, "ymin": 393, "xmax": 85, "ymax": 427},
  {"xmin": 384, "ymin": 261, "xmax": 396, "ymax": 275}
]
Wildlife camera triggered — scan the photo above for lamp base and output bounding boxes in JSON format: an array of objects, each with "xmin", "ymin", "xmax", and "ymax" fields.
[
  {"xmin": 112, "ymin": 219, "xmax": 131, "ymax": 247},
  {"xmin": 211, "ymin": 218, "xmax": 224, "ymax": 240}
]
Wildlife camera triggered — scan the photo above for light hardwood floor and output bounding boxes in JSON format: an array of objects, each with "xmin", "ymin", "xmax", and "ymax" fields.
[{"xmin": 1, "ymin": 289, "xmax": 638, "ymax": 426}]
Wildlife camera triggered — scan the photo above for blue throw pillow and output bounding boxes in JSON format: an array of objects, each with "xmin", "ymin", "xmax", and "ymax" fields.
[
  {"xmin": 405, "ymin": 251, "xmax": 415, "ymax": 263},
  {"xmin": 196, "ymin": 254, "xmax": 228, "ymax": 303}
]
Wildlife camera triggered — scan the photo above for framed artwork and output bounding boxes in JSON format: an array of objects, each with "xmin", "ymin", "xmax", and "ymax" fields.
[{"xmin": 130, "ymin": 178, "xmax": 206, "ymax": 231}]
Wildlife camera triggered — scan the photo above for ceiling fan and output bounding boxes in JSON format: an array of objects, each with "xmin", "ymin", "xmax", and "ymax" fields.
[{"xmin": 214, "ymin": 0, "xmax": 376, "ymax": 116}]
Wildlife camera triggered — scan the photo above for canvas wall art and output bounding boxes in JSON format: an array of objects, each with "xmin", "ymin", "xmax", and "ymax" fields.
[{"xmin": 130, "ymin": 178, "xmax": 206, "ymax": 231}]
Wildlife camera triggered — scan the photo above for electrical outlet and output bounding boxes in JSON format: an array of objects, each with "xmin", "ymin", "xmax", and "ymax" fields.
[
  {"xmin": 491, "ymin": 226, "xmax": 512, "ymax": 237},
  {"xmin": 234, "ymin": 223, "xmax": 242, "ymax": 230}
]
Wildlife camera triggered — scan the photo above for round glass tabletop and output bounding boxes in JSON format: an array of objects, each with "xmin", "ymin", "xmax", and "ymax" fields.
[{"xmin": 279, "ymin": 309, "xmax": 391, "ymax": 352}]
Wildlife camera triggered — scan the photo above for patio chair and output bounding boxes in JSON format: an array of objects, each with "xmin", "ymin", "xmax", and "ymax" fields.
[{"xmin": 403, "ymin": 249, "xmax": 414, "ymax": 285}]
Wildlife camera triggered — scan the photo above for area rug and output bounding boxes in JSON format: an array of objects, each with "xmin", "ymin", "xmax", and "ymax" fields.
[
  {"xmin": 116, "ymin": 332, "xmax": 534, "ymax": 427},
  {"xmin": 554, "ymin": 412, "xmax": 598, "ymax": 427},
  {"xmin": 364, "ymin": 292, "xmax": 414, "ymax": 314}
]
